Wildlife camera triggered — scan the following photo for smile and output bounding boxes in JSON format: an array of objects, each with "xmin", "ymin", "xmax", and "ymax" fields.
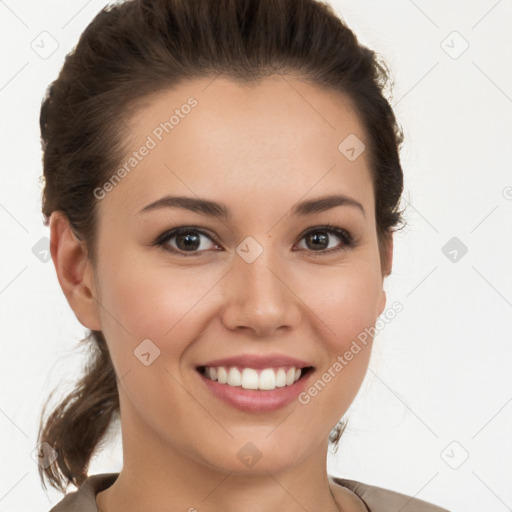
[{"xmin": 196, "ymin": 365, "xmax": 314, "ymax": 412}]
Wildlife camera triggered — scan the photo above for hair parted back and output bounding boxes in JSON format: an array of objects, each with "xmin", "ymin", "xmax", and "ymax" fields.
[{"xmin": 38, "ymin": 0, "xmax": 405, "ymax": 493}]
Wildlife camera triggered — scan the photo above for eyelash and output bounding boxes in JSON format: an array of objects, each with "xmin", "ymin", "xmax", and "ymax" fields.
[{"xmin": 152, "ymin": 224, "xmax": 357, "ymax": 258}]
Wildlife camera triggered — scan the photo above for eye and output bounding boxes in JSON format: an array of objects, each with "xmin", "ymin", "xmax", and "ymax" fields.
[
  {"xmin": 154, "ymin": 226, "xmax": 221, "ymax": 257},
  {"xmin": 153, "ymin": 224, "xmax": 356, "ymax": 257},
  {"xmin": 294, "ymin": 225, "xmax": 356, "ymax": 256}
]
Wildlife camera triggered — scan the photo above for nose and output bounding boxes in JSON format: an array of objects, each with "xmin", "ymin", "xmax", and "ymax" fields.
[{"xmin": 220, "ymin": 248, "xmax": 302, "ymax": 338}]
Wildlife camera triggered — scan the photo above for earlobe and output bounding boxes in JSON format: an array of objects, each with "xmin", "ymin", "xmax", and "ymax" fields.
[
  {"xmin": 384, "ymin": 233, "xmax": 394, "ymax": 278},
  {"xmin": 49, "ymin": 211, "xmax": 102, "ymax": 331},
  {"xmin": 378, "ymin": 234, "xmax": 393, "ymax": 316}
]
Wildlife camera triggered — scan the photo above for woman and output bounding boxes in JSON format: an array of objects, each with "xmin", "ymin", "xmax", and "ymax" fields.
[{"xmin": 38, "ymin": 0, "xmax": 450, "ymax": 510}]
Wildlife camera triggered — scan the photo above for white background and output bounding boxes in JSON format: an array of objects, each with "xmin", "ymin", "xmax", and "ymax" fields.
[{"xmin": 1, "ymin": 1, "xmax": 511, "ymax": 511}]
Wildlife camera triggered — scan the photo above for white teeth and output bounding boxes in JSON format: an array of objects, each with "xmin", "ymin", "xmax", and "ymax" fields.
[
  {"xmin": 217, "ymin": 366, "xmax": 228, "ymax": 384},
  {"xmin": 241, "ymin": 368, "xmax": 259, "ymax": 389},
  {"xmin": 259, "ymin": 368, "xmax": 276, "ymax": 390},
  {"xmin": 202, "ymin": 365, "xmax": 305, "ymax": 391},
  {"xmin": 275, "ymin": 368, "xmax": 287, "ymax": 387},
  {"xmin": 227, "ymin": 367, "xmax": 242, "ymax": 386}
]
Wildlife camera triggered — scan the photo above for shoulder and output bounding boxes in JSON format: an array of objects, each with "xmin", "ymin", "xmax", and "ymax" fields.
[
  {"xmin": 48, "ymin": 473, "xmax": 119, "ymax": 512},
  {"xmin": 331, "ymin": 476, "xmax": 451, "ymax": 512}
]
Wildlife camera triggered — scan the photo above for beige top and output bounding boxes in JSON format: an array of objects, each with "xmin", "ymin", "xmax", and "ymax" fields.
[{"xmin": 48, "ymin": 473, "xmax": 450, "ymax": 511}]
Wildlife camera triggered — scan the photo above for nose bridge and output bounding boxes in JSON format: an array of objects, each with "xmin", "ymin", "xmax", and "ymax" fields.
[
  {"xmin": 239, "ymin": 248, "xmax": 281, "ymax": 301},
  {"xmin": 221, "ymin": 235, "xmax": 300, "ymax": 335}
]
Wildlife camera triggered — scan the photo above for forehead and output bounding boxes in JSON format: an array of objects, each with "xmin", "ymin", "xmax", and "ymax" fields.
[{"xmin": 98, "ymin": 75, "xmax": 374, "ymax": 223}]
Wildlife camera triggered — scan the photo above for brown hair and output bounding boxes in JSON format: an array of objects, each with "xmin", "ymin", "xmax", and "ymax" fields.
[{"xmin": 38, "ymin": 0, "xmax": 404, "ymax": 493}]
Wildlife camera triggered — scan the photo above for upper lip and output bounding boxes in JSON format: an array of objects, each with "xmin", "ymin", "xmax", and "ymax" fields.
[{"xmin": 198, "ymin": 354, "xmax": 313, "ymax": 370}]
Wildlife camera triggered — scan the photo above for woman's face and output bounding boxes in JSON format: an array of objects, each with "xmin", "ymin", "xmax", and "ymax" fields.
[{"xmin": 80, "ymin": 75, "xmax": 390, "ymax": 475}]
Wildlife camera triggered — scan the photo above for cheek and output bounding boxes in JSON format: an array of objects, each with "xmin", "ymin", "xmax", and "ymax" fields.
[
  {"xmin": 296, "ymin": 259, "xmax": 383, "ymax": 346},
  {"xmin": 293, "ymin": 263, "xmax": 381, "ymax": 425},
  {"xmin": 94, "ymin": 257, "xmax": 211, "ymax": 361},
  {"xmin": 93, "ymin": 260, "xmax": 210, "ymax": 425}
]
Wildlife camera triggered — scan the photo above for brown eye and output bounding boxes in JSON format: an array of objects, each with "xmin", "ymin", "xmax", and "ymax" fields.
[
  {"xmin": 153, "ymin": 224, "xmax": 356, "ymax": 258},
  {"xmin": 295, "ymin": 226, "xmax": 355, "ymax": 255},
  {"xmin": 155, "ymin": 227, "xmax": 220, "ymax": 257},
  {"xmin": 174, "ymin": 232, "xmax": 202, "ymax": 251}
]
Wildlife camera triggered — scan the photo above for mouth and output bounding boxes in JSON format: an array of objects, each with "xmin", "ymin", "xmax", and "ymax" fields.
[
  {"xmin": 195, "ymin": 363, "xmax": 315, "ymax": 412},
  {"xmin": 196, "ymin": 365, "xmax": 314, "ymax": 391}
]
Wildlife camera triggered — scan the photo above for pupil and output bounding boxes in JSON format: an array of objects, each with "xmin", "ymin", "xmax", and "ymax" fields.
[
  {"xmin": 177, "ymin": 233, "xmax": 200, "ymax": 251},
  {"xmin": 308, "ymin": 232, "xmax": 327, "ymax": 250}
]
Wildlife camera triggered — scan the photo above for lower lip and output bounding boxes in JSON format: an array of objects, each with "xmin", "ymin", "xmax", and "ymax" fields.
[{"xmin": 197, "ymin": 368, "xmax": 313, "ymax": 412}]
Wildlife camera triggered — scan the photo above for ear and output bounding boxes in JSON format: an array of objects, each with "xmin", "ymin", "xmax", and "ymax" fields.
[
  {"xmin": 377, "ymin": 234, "xmax": 394, "ymax": 316},
  {"xmin": 49, "ymin": 211, "xmax": 102, "ymax": 331},
  {"xmin": 382, "ymin": 233, "xmax": 394, "ymax": 278}
]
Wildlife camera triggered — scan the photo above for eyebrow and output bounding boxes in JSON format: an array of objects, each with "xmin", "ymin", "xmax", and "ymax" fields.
[{"xmin": 139, "ymin": 193, "xmax": 365, "ymax": 218}]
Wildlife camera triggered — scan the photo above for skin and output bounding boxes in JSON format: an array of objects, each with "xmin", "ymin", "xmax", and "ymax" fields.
[{"xmin": 50, "ymin": 74, "xmax": 392, "ymax": 512}]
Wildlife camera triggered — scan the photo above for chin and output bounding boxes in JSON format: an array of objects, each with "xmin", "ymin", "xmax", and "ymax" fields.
[{"xmin": 194, "ymin": 434, "xmax": 311, "ymax": 475}]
